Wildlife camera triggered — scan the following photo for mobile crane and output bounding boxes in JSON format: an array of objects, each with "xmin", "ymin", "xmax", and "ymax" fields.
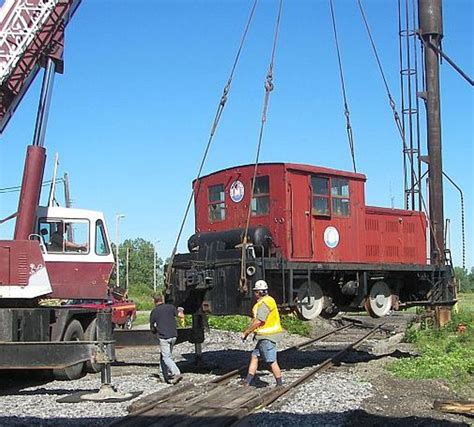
[{"xmin": 0, "ymin": 0, "xmax": 119, "ymax": 389}]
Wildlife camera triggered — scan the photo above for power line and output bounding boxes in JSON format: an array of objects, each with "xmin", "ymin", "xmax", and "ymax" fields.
[{"xmin": 0, "ymin": 178, "xmax": 63, "ymax": 194}]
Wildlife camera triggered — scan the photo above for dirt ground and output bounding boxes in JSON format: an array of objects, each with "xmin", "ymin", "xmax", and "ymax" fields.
[{"xmin": 347, "ymin": 356, "xmax": 472, "ymax": 426}]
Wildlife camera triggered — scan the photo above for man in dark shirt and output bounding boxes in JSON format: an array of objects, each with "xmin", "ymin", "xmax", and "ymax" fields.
[{"xmin": 149, "ymin": 294, "xmax": 184, "ymax": 384}]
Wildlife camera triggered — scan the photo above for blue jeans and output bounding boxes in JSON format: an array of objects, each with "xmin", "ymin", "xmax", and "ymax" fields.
[
  {"xmin": 252, "ymin": 339, "xmax": 277, "ymax": 363},
  {"xmin": 159, "ymin": 337, "xmax": 180, "ymax": 382}
]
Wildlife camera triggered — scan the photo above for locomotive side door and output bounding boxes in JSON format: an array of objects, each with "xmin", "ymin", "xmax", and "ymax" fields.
[{"xmin": 288, "ymin": 173, "xmax": 313, "ymax": 259}]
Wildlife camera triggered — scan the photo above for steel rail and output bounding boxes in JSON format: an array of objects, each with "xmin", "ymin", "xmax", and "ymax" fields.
[
  {"xmin": 241, "ymin": 322, "xmax": 384, "ymax": 417},
  {"xmin": 211, "ymin": 323, "xmax": 354, "ymax": 384}
]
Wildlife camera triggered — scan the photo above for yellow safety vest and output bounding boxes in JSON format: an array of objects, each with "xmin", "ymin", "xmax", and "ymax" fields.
[{"xmin": 252, "ymin": 295, "xmax": 283, "ymax": 336}]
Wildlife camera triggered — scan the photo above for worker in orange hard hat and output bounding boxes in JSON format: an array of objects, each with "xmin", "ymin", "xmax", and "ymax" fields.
[{"xmin": 241, "ymin": 279, "xmax": 284, "ymax": 387}]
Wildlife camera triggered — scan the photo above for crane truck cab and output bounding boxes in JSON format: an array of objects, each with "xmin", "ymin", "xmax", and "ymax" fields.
[{"xmin": 36, "ymin": 206, "xmax": 115, "ymax": 300}]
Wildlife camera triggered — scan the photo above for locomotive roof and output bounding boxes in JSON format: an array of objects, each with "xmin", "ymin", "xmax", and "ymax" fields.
[{"xmin": 195, "ymin": 162, "xmax": 366, "ymax": 183}]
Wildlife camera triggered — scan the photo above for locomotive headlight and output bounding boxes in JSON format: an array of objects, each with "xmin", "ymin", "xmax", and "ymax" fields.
[{"xmin": 246, "ymin": 266, "xmax": 256, "ymax": 276}]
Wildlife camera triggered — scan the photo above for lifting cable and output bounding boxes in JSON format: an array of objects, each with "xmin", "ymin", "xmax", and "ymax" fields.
[
  {"xmin": 164, "ymin": 0, "xmax": 259, "ymax": 290},
  {"xmin": 239, "ymin": 0, "xmax": 284, "ymax": 294},
  {"xmin": 356, "ymin": 0, "xmax": 405, "ymax": 140},
  {"xmin": 356, "ymin": 0, "xmax": 443, "ymax": 260},
  {"xmin": 329, "ymin": 0, "xmax": 357, "ymax": 173}
]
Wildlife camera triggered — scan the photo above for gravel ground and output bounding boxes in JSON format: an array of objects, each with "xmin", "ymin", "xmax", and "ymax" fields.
[
  {"xmin": 243, "ymin": 371, "xmax": 373, "ymax": 427},
  {"xmin": 0, "ymin": 319, "xmax": 471, "ymax": 426}
]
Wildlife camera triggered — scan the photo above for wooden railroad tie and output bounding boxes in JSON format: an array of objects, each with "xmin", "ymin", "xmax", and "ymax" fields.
[{"xmin": 434, "ymin": 399, "xmax": 474, "ymax": 417}]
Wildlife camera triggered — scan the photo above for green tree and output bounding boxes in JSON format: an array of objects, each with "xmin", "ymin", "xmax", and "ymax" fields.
[
  {"xmin": 454, "ymin": 266, "xmax": 474, "ymax": 293},
  {"xmin": 110, "ymin": 238, "xmax": 164, "ymax": 291}
]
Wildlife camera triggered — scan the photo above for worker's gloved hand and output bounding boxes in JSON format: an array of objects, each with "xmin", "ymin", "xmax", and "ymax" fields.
[{"xmin": 241, "ymin": 332, "xmax": 248, "ymax": 343}]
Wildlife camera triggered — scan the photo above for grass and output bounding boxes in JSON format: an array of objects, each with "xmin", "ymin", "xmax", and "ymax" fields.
[
  {"xmin": 387, "ymin": 296, "xmax": 474, "ymax": 397},
  {"xmin": 127, "ymin": 283, "xmax": 159, "ymax": 311},
  {"xmin": 133, "ymin": 312, "xmax": 150, "ymax": 326},
  {"xmin": 457, "ymin": 292, "xmax": 474, "ymax": 312},
  {"xmin": 207, "ymin": 314, "xmax": 311, "ymax": 336},
  {"xmin": 133, "ymin": 311, "xmax": 311, "ymax": 337}
]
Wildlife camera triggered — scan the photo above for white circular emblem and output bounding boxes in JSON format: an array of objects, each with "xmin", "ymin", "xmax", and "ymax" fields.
[
  {"xmin": 324, "ymin": 226, "xmax": 340, "ymax": 249},
  {"xmin": 230, "ymin": 180, "xmax": 245, "ymax": 203}
]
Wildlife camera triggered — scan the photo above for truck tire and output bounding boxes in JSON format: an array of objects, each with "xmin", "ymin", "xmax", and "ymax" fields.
[
  {"xmin": 84, "ymin": 319, "xmax": 102, "ymax": 374},
  {"xmin": 124, "ymin": 315, "xmax": 133, "ymax": 330},
  {"xmin": 53, "ymin": 320, "xmax": 85, "ymax": 380}
]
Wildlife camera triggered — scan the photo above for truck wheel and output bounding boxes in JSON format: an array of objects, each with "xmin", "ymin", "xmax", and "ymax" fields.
[
  {"xmin": 84, "ymin": 319, "xmax": 102, "ymax": 374},
  {"xmin": 365, "ymin": 281, "xmax": 392, "ymax": 318},
  {"xmin": 295, "ymin": 281, "xmax": 324, "ymax": 320},
  {"xmin": 124, "ymin": 315, "xmax": 133, "ymax": 330},
  {"xmin": 53, "ymin": 320, "xmax": 85, "ymax": 380}
]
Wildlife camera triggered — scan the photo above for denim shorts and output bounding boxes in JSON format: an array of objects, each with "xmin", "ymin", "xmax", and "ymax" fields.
[{"xmin": 252, "ymin": 338, "xmax": 277, "ymax": 363}]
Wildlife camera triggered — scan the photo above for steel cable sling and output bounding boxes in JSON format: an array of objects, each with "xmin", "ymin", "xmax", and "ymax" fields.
[
  {"xmin": 164, "ymin": 0, "xmax": 259, "ymax": 290},
  {"xmin": 329, "ymin": 0, "xmax": 357, "ymax": 173},
  {"xmin": 239, "ymin": 0, "xmax": 283, "ymax": 294},
  {"xmin": 356, "ymin": 0, "xmax": 442, "ymax": 259}
]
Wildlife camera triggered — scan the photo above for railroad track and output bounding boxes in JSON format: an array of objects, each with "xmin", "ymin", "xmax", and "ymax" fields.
[{"xmin": 111, "ymin": 322, "xmax": 385, "ymax": 427}]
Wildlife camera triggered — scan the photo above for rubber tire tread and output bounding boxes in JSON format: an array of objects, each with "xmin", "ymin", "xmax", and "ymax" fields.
[
  {"xmin": 84, "ymin": 319, "xmax": 102, "ymax": 374},
  {"xmin": 53, "ymin": 320, "xmax": 85, "ymax": 380}
]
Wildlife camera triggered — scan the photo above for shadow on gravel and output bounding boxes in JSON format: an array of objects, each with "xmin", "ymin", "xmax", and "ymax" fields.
[
  {"xmin": 0, "ymin": 370, "xmax": 54, "ymax": 395},
  {"xmin": 0, "ymin": 406, "xmax": 468, "ymax": 427},
  {"xmin": 112, "ymin": 360, "xmax": 161, "ymax": 368},
  {"xmin": 3, "ymin": 387, "xmax": 96, "ymax": 397},
  {"xmin": 243, "ymin": 410, "xmax": 470, "ymax": 427},
  {"xmin": 2, "ymin": 411, "xmax": 465, "ymax": 427},
  {"xmin": 344, "ymin": 409, "xmax": 469, "ymax": 427},
  {"xmin": 0, "ymin": 416, "xmax": 116, "ymax": 426},
  {"xmin": 177, "ymin": 346, "xmax": 413, "ymax": 376}
]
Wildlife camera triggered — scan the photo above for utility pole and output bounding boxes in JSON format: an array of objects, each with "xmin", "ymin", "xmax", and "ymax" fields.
[
  {"xmin": 115, "ymin": 214, "xmax": 125, "ymax": 288},
  {"xmin": 126, "ymin": 247, "xmax": 130, "ymax": 290},
  {"xmin": 418, "ymin": 0, "xmax": 444, "ymax": 265},
  {"xmin": 153, "ymin": 240, "xmax": 160, "ymax": 292},
  {"xmin": 63, "ymin": 172, "xmax": 71, "ymax": 208},
  {"xmin": 63, "ymin": 172, "xmax": 74, "ymax": 242}
]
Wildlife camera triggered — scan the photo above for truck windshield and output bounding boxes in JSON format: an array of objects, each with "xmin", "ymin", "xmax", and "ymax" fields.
[{"xmin": 39, "ymin": 219, "xmax": 89, "ymax": 253}]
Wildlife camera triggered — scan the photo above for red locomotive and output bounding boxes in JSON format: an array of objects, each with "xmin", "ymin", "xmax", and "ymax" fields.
[{"xmin": 168, "ymin": 163, "xmax": 454, "ymax": 319}]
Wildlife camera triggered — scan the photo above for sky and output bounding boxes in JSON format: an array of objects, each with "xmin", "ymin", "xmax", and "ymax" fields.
[{"xmin": 0, "ymin": 0, "xmax": 472, "ymax": 268}]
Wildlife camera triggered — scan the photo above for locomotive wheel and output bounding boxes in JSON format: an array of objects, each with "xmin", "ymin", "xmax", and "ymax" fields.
[
  {"xmin": 53, "ymin": 320, "xmax": 85, "ymax": 380},
  {"xmin": 366, "ymin": 281, "xmax": 392, "ymax": 318},
  {"xmin": 296, "ymin": 281, "xmax": 324, "ymax": 320},
  {"xmin": 84, "ymin": 319, "xmax": 102, "ymax": 374}
]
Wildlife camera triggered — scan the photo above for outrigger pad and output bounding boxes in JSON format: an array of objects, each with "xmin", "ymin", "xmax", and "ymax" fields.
[{"xmin": 57, "ymin": 385, "xmax": 141, "ymax": 403}]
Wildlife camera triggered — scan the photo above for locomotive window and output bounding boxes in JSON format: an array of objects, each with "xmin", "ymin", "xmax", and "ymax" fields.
[
  {"xmin": 311, "ymin": 176, "xmax": 330, "ymax": 216},
  {"xmin": 208, "ymin": 184, "xmax": 226, "ymax": 222},
  {"xmin": 331, "ymin": 178, "xmax": 350, "ymax": 217},
  {"xmin": 251, "ymin": 176, "xmax": 270, "ymax": 216},
  {"xmin": 95, "ymin": 220, "xmax": 110, "ymax": 255}
]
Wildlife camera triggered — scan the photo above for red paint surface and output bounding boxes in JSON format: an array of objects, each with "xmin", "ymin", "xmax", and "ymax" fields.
[
  {"xmin": 193, "ymin": 163, "xmax": 427, "ymax": 265},
  {"xmin": 0, "ymin": 240, "xmax": 45, "ymax": 286},
  {"xmin": 46, "ymin": 261, "xmax": 113, "ymax": 299},
  {"xmin": 14, "ymin": 146, "xmax": 46, "ymax": 240},
  {"xmin": 64, "ymin": 295, "xmax": 136, "ymax": 325}
]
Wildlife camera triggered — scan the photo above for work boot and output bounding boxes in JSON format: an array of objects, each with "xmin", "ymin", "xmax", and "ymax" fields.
[{"xmin": 170, "ymin": 375, "xmax": 183, "ymax": 385}]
